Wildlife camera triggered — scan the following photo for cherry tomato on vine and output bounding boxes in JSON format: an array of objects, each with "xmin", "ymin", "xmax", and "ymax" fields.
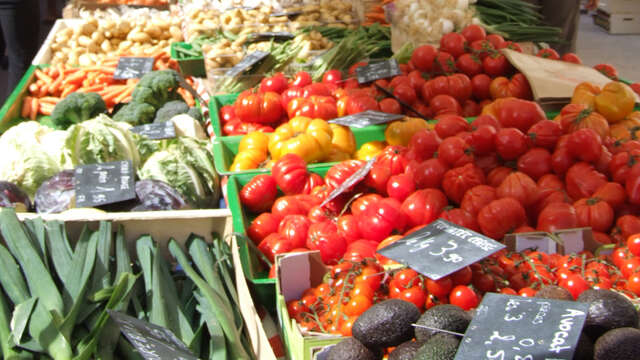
[{"xmin": 449, "ymin": 285, "xmax": 479, "ymax": 310}]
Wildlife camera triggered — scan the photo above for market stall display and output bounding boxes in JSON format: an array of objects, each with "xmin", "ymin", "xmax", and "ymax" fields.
[{"xmin": 1, "ymin": 0, "xmax": 640, "ymax": 359}]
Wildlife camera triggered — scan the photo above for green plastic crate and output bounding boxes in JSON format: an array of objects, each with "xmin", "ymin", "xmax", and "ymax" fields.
[
  {"xmin": 170, "ymin": 42, "xmax": 206, "ymax": 78},
  {"xmin": 226, "ymin": 166, "xmax": 331, "ymax": 312},
  {"xmin": 213, "ymin": 124, "xmax": 386, "ymax": 176},
  {"xmin": 0, "ymin": 65, "xmax": 53, "ymax": 133}
]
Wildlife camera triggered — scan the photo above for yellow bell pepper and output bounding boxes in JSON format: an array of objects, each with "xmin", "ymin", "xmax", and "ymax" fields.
[
  {"xmin": 268, "ymin": 116, "xmax": 333, "ymax": 163},
  {"xmin": 594, "ymin": 82, "xmax": 636, "ymax": 123},
  {"xmin": 571, "ymin": 82, "xmax": 601, "ymax": 109},
  {"xmin": 355, "ymin": 140, "xmax": 386, "ymax": 161},
  {"xmin": 329, "ymin": 123, "xmax": 356, "ymax": 156},
  {"xmin": 384, "ymin": 117, "xmax": 431, "ymax": 146},
  {"xmin": 230, "ymin": 132, "xmax": 269, "ymax": 171}
]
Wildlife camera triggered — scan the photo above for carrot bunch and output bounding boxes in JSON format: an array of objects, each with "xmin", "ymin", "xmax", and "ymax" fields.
[
  {"xmin": 21, "ymin": 51, "xmax": 194, "ymax": 121},
  {"xmin": 363, "ymin": 0, "xmax": 393, "ymax": 26}
]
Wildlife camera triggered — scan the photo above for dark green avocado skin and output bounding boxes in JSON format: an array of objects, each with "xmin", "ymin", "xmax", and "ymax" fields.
[
  {"xmin": 326, "ymin": 337, "xmax": 381, "ymax": 360},
  {"xmin": 414, "ymin": 304, "xmax": 471, "ymax": 343},
  {"xmin": 594, "ymin": 327, "xmax": 640, "ymax": 360},
  {"xmin": 413, "ymin": 333, "xmax": 460, "ymax": 360},
  {"xmin": 388, "ymin": 340, "xmax": 423, "ymax": 360},
  {"xmin": 352, "ymin": 299, "xmax": 421, "ymax": 349},
  {"xmin": 577, "ymin": 289, "xmax": 639, "ymax": 340}
]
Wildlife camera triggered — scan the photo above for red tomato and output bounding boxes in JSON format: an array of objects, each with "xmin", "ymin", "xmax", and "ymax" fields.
[
  {"xmin": 609, "ymin": 150, "xmax": 640, "ymax": 184},
  {"xmin": 502, "ymin": 41, "xmax": 522, "ymax": 52},
  {"xmin": 322, "ymin": 69, "xmax": 342, "ymax": 85},
  {"xmin": 567, "ymin": 128, "xmax": 603, "ymax": 163},
  {"xmin": 442, "ymin": 163, "xmax": 486, "ymax": 204},
  {"xmin": 551, "ymin": 147, "xmax": 575, "ymax": 177},
  {"xmin": 517, "ymin": 148, "xmax": 552, "ymax": 180},
  {"xmin": 537, "ymin": 202, "xmax": 578, "ymax": 232},
  {"xmin": 393, "ymin": 84, "xmax": 417, "ymax": 104},
  {"xmin": 495, "ymin": 127, "xmax": 529, "ymax": 160},
  {"xmin": 365, "ymin": 164, "xmax": 391, "ymax": 195},
  {"xmin": 377, "ymin": 146, "xmax": 410, "ymax": 175},
  {"xmin": 387, "ymin": 173, "xmax": 415, "ymax": 202},
  {"xmin": 308, "ymin": 204, "xmax": 336, "ymax": 224},
  {"xmin": 631, "ymin": 83, "xmax": 640, "ymax": 96},
  {"xmin": 408, "ymin": 70, "xmax": 427, "ymax": 93},
  {"xmin": 291, "ymin": 71, "xmax": 312, "ymax": 87},
  {"xmin": 278, "ymin": 214, "xmax": 310, "ymax": 248},
  {"xmin": 258, "ymin": 233, "xmax": 293, "ymax": 262},
  {"xmin": 422, "ymin": 75, "xmax": 472, "ymax": 103},
  {"xmin": 247, "ymin": 212, "xmax": 280, "ymax": 244},
  {"xmin": 478, "ymin": 198, "xmax": 527, "ymax": 240},
  {"xmin": 281, "ymin": 87, "xmax": 302, "ymax": 108},
  {"xmin": 574, "ymin": 197, "xmax": 614, "ymax": 232},
  {"xmin": 408, "ymin": 158, "xmax": 449, "ymax": 189},
  {"xmin": 337, "ymin": 214, "xmax": 361, "ymax": 244},
  {"xmin": 379, "ymin": 98, "xmax": 402, "ymax": 114},
  {"xmin": 358, "ymin": 198, "xmax": 407, "ymax": 242},
  {"xmin": 483, "ymin": 54, "xmax": 511, "ymax": 77},
  {"xmin": 461, "ymin": 185, "xmax": 497, "ymax": 216},
  {"xmin": 407, "ymin": 130, "xmax": 441, "ymax": 162},
  {"xmin": 390, "ymin": 75, "xmax": 410, "ymax": 89},
  {"xmin": 471, "ymin": 114, "xmax": 501, "ymax": 130},
  {"xmin": 462, "ymin": 100, "xmax": 481, "ymax": 117},
  {"xmin": 487, "ymin": 166, "xmax": 513, "ymax": 187},
  {"xmin": 470, "ymin": 125, "xmax": 497, "ymax": 155},
  {"xmin": 626, "ymin": 164, "xmax": 640, "ymax": 204},
  {"xmin": 537, "ymin": 48, "xmax": 560, "ymax": 60},
  {"xmin": 471, "ymin": 74, "xmax": 492, "ymax": 100},
  {"xmin": 344, "ymin": 240, "xmax": 378, "ymax": 262},
  {"xmin": 559, "ymin": 274, "xmax": 590, "ymax": 299},
  {"xmin": 440, "ymin": 208, "xmax": 480, "ymax": 232},
  {"xmin": 461, "ymin": 24, "xmax": 486, "ymax": 43},
  {"xmin": 483, "ymin": 34, "xmax": 504, "ymax": 49},
  {"xmin": 307, "ymin": 221, "xmax": 346, "ymax": 264},
  {"xmin": 433, "ymin": 51, "xmax": 456, "ymax": 74},
  {"xmin": 435, "ymin": 114, "xmax": 471, "ymax": 138},
  {"xmin": 561, "ymin": 53, "xmax": 582, "ymax": 64},
  {"xmin": 626, "ymin": 273, "xmax": 640, "ymax": 296},
  {"xmin": 272, "ymin": 195, "xmax": 311, "ymax": 218},
  {"xmin": 302, "ymin": 83, "xmax": 332, "ymax": 98},
  {"xmin": 538, "ymin": 174, "xmax": 564, "ymax": 191},
  {"xmin": 235, "ymin": 90, "xmax": 283, "ymax": 124},
  {"xmin": 593, "ymin": 182, "xmax": 627, "ymax": 209},
  {"xmin": 411, "ymin": 45, "xmax": 438, "ymax": 72},
  {"xmin": 440, "ymin": 32, "xmax": 467, "ymax": 58},
  {"xmin": 351, "ymin": 194, "xmax": 383, "ymax": 217},
  {"xmin": 565, "ymin": 162, "xmax": 608, "ymax": 200},
  {"xmin": 527, "ymin": 120, "xmax": 562, "ymax": 150},
  {"xmin": 259, "ymin": 72, "xmax": 288, "ymax": 94},
  {"xmin": 426, "ymin": 277, "xmax": 453, "ymax": 298},
  {"xmin": 449, "ymin": 285, "xmax": 479, "ymax": 310},
  {"xmin": 489, "ymin": 73, "xmax": 532, "ymax": 100},
  {"xmin": 438, "ymin": 136, "xmax": 474, "ymax": 167},
  {"xmin": 594, "ymin": 63, "xmax": 618, "ymax": 80},
  {"xmin": 325, "ymin": 159, "xmax": 367, "ymax": 190},
  {"xmin": 272, "ymin": 154, "xmax": 309, "ymax": 195},
  {"xmin": 219, "ymin": 105, "xmax": 236, "ymax": 123},
  {"xmin": 496, "ymin": 171, "xmax": 539, "ymax": 207},
  {"xmin": 621, "ymin": 257, "xmax": 640, "ymax": 278},
  {"xmin": 456, "ymin": 53, "xmax": 483, "ymax": 77},
  {"xmin": 346, "ymin": 95, "xmax": 379, "ymax": 115},
  {"xmin": 401, "ymin": 189, "xmax": 449, "ymax": 228},
  {"xmin": 240, "ymin": 174, "xmax": 278, "ymax": 213},
  {"xmin": 489, "ymin": 98, "xmax": 546, "ymax": 132},
  {"xmin": 469, "ymin": 39, "xmax": 495, "ymax": 60},
  {"xmin": 628, "ymin": 234, "xmax": 640, "ymax": 257}
]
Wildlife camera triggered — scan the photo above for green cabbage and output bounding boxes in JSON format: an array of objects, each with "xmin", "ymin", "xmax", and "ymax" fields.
[
  {"xmin": 138, "ymin": 137, "xmax": 219, "ymax": 208},
  {"xmin": 63, "ymin": 114, "xmax": 141, "ymax": 169},
  {"xmin": 0, "ymin": 121, "xmax": 61, "ymax": 197}
]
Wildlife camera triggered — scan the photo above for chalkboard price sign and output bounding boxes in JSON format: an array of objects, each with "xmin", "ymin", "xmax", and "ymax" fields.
[
  {"xmin": 270, "ymin": 10, "xmax": 303, "ymax": 17},
  {"xmin": 225, "ymin": 51, "xmax": 270, "ymax": 77},
  {"xmin": 356, "ymin": 59, "xmax": 401, "ymax": 84},
  {"xmin": 108, "ymin": 311, "xmax": 198, "ymax": 360},
  {"xmin": 328, "ymin": 110, "xmax": 404, "ymax": 128},
  {"xmin": 377, "ymin": 219, "xmax": 505, "ymax": 280},
  {"xmin": 113, "ymin": 57, "xmax": 154, "ymax": 80},
  {"xmin": 74, "ymin": 160, "xmax": 136, "ymax": 208},
  {"xmin": 130, "ymin": 121, "xmax": 176, "ymax": 140},
  {"xmin": 455, "ymin": 293, "xmax": 588, "ymax": 360},
  {"xmin": 249, "ymin": 32, "xmax": 295, "ymax": 42},
  {"xmin": 320, "ymin": 158, "xmax": 376, "ymax": 208}
]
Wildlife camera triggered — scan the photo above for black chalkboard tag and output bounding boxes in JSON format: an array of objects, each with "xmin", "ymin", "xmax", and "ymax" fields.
[
  {"xmin": 130, "ymin": 121, "xmax": 176, "ymax": 140},
  {"xmin": 377, "ymin": 219, "xmax": 505, "ymax": 280},
  {"xmin": 113, "ymin": 57, "xmax": 155, "ymax": 80},
  {"xmin": 108, "ymin": 311, "xmax": 198, "ymax": 360},
  {"xmin": 320, "ymin": 158, "xmax": 375, "ymax": 208},
  {"xmin": 74, "ymin": 160, "xmax": 136, "ymax": 208},
  {"xmin": 454, "ymin": 293, "xmax": 588, "ymax": 360},
  {"xmin": 271, "ymin": 10, "xmax": 303, "ymax": 18},
  {"xmin": 248, "ymin": 32, "xmax": 295, "ymax": 42},
  {"xmin": 328, "ymin": 110, "xmax": 404, "ymax": 128},
  {"xmin": 225, "ymin": 51, "xmax": 270, "ymax": 77},
  {"xmin": 356, "ymin": 59, "xmax": 401, "ymax": 84}
]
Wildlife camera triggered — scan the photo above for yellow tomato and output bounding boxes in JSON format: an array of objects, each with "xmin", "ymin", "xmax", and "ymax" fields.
[
  {"xmin": 329, "ymin": 123, "xmax": 356, "ymax": 155},
  {"xmin": 239, "ymin": 131, "xmax": 269, "ymax": 153},
  {"xmin": 268, "ymin": 116, "xmax": 334, "ymax": 163},
  {"xmin": 594, "ymin": 82, "xmax": 636, "ymax": 123},
  {"xmin": 610, "ymin": 112, "xmax": 640, "ymax": 141},
  {"xmin": 571, "ymin": 82, "xmax": 601, "ymax": 109},
  {"xmin": 326, "ymin": 147, "xmax": 353, "ymax": 162},
  {"xmin": 230, "ymin": 131, "xmax": 270, "ymax": 171},
  {"xmin": 355, "ymin": 140, "xmax": 386, "ymax": 161},
  {"xmin": 385, "ymin": 117, "xmax": 431, "ymax": 146}
]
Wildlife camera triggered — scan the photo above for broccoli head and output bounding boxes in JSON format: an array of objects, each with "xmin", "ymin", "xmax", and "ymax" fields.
[
  {"xmin": 112, "ymin": 102, "xmax": 156, "ymax": 126},
  {"xmin": 133, "ymin": 69, "xmax": 182, "ymax": 109},
  {"xmin": 187, "ymin": 107, "xmax": 203, "ymax": 122},
  {"xmin": 154, "ymin": 100, "xmax": 189, "ymax": 123},
  {"xmin": 50, "ymin": 92, "xmax": 107, "ymax": 129}
]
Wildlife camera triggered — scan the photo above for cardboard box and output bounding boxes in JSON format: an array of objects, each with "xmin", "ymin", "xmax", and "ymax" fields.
[
  {"xmin": 594, "ymin": 10, "xmax": 640, "ymax": 34},
  {"xmin": 276, "ymin": 251, "xmax": 344, "ymax": 360},
  {"xmin": 503, "ymin": 228, "xmax": 605, "ymax": 255},
  {"xmin": 599, "ymin": 0, "xmax": 640, "ymax": 14}
]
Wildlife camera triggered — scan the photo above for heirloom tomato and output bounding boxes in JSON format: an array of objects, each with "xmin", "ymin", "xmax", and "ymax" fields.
[
  {"xmin": 594, "ymin": 82, "xmax": 635, "ymax": 123},
  {"xmin": 482, "ymin": 98, "xmax": 545, "ymax": 132},
  {"xmin": 351, "ymin": 194, "xmax": 383, "ymax": 217},
  {"xmin": 325, "ymin": 160, "xmax": 366, "ymax": 190},
  {"xmin": 358, "ymin": 198, "xmax": 407, "ymax": 242},
  {"xmin": 337, "ymin": 214, "xmax": 361, "ymax": 244},
  {"xmin": 248, "ymin": 213, "xmax": 280, "ymax": 244},
  {"xmin": 272, "ymin": 154, "xmax": 309, "ymax": 195},
  {"xmin": 461, "ymin": 185, "xmax": 497, "ymax": 216},
  {"xmin": 430, "ymin": 94, "xmax": 462, "ymax": 116},
  {"xmin": 527, "ymin": 120, "xmax": 562, "ymax": 150},
  {"xmin": 278, "ymin": 214, "xmax": 311, "ymax": 248},
  {"xmin": 477, "ymin": 198, "xmax": 527, "ymax": 240},
  {"xmin": 471, "ymin": 74, "xmax": 492, "ymax": 100},
  {"xmin": 307, "ymin": 221, "xmax": 346, "ymax": 264},
  {"xmin": 409, "ymin": 158, "xmax": 449, "ymax": 189},
  {"xmin": 537, "ymin": 202, "xmax": 578, "ymax": 232},
  {"xmin": 495, "ymin": 127, "xmax": 529, "ymax": 160},
  {"xmin": 456, "ymin": 53, "xmax": 483, "ymax": 77},
  {"xmin": 385, "ymin": 117, "xmax": 431, "ymax": 146},
  {"xmin": 439, "ymin": 208, "xmax": 480, "ymax": 232},
  {"xmin": 574, "ymin": 197, "xmax": 614, "ymax": 232},
  {"xmin": 435, "ymin": 114, "xmax": 470, "ymax": 139},
  {"xmin": 407, "ymin": 130, "xmax": 441, "ymax": 162},
  {"xmin": 235, "ymin": 90, "xmax": 283, "ymax": 124},
  {"xmin": 442, "ymin": 163, "xmax": 486, "ymax": 204},
  {"xmin": 401, "ymin": 189, "xmax": 448, "ymax": 228},
  {"xmin": 438, "ymin": 136, "xmax": 474, "ymax": 167},
  {"xmin": 558, "ymin": 104, "xmax": 609, "ymax": 140},
  {"xmin": 269, "ymin": 116, "xmax": 333, "ymax": 163},
  {"xmin": 489, "ymin": 73, "xmax": 532, "ymax": 100},
  {"xmin": 565, "ymin": 162, "xmax": 608, "ymax": 200},
  {"xmin": 387, "ymin": 173, "xmax": 415, "ymax": 202},
  {"xmin": 240, "ymin": 174, "xmax": 278, "ymax": 213},
  {"xmin": 517, "ymin": 148, "xmax": 552, "ymax": 180}
]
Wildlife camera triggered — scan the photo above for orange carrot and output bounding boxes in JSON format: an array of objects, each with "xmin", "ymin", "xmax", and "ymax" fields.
[
  {"xmin": 78, "ymin": 84, "xmax": 106, "ymax": 93},
  {"xmin": 39, "ymin": 104, "xmax": 55, "ymax": 116},
  {"xmin": 38, "ymin": 85, "xmax": 49, "ymax": 98},
  {"xmin": 366, "ymin": 13, "xmax": 387, "ymax": 21},
  {"xmin": 49, "ymin": 74, "xmax": 64, "ymax": 95},
  {"xmin": 61, "ymin": 84, "xmax": 79, "ymax": 98},
  {"xmin": 39, "ymin": 96, "xmax": 61, "ymax": 105},
  {"xmin": 102, "ymin": 87, "xmax": 128, "ymax": 104},
  {"xmin": 34, "ymin": 69, "xmax": 54, "ymax": 84},
  {"xmin": 178, "ymin": 88, "xmax": 195, "ymax": 107},
  {"xmin": 114, "ymin": 85, "xmax": 134, "ymax": 104},
  {"xmin": 21, "ymin": 97, "xmax": 32, "ymax": 118},
  {"xmin": 29, "ymin": 98, "xmax": 39, "ymax": 120},
  {"xmin": 28, "ymin": 83, "xmax": 39, "ymax": 94},
  {"xmin": 62, "ymin": 70, "xmax": 87, "ymax": 86}
]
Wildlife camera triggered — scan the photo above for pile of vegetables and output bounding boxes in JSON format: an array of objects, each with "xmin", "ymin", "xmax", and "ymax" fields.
[
  {"xmin": 0, "ymin": 70, "xmax": 218, "ymax": 213},
  {"xmin": 0, "ymin": 207, "xmax": 255, "ymax": 359}
]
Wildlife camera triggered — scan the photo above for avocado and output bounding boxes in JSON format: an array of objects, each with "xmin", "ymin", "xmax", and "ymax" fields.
[
  {"xmin": 593, "ymin": 327, "xmax": 640, "ymax": 360},
  {"xmin": 352, "ymin": 299, "xmax": 421, "ymax": 349},
  {"xmin": 326, "ymin": 337, "xmax": 381, "ymax": 360},
  {"xmin": 535, "ymin": 285, "xmax": 574, "ymax": 301},
  {"xmin": 577, "ymin": 289, "xmax": 639, "ymax": 339},
  {"xmin": 388, "ymin": 340, "xmax": 423, "ymax": 360},
  {"xmin": 412, "ymin": 333, "xmax": 460, "ymax": 360},
  {"xmin": 414, "ymin": 304, "xmax": 471, "ymax": 343},
  {"xmin": 573, "ymin": 333, "xmax": 594, "ymax": 360}
]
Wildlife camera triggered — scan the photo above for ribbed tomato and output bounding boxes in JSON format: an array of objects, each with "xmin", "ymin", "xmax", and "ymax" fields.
[{"xmin": 442, "ymin": 163, "xmax": 486, "ymax": 204}]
